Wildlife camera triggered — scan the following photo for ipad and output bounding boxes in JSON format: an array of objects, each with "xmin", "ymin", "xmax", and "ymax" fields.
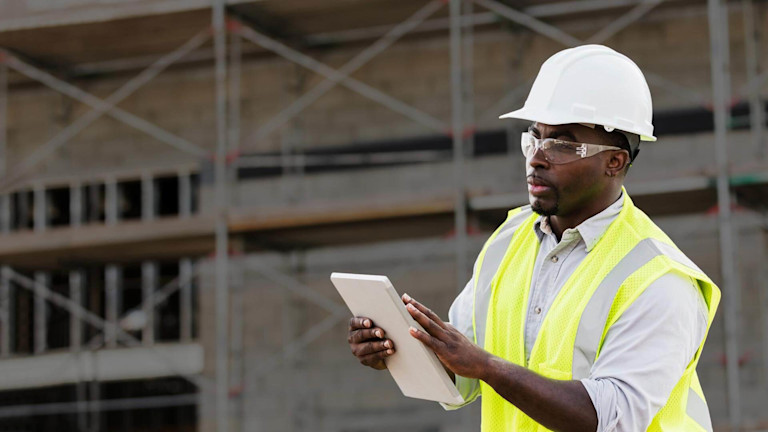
[{"xmin": 331, "ymin": 272, "xmax": 464, "ymax": 405}]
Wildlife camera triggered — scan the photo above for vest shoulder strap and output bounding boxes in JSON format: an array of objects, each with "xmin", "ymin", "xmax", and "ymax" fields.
[
  {"xmin": 472, "ymin": 205, "xmax": 535, "ymax": 345},
  {"xmin": 572, "ymin": 235, "xmax": 709, "ymax": 379}
]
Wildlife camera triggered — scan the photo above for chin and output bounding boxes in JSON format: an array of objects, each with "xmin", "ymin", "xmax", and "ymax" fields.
[{"xmin": 531, "ymin": 198, "xmax": 559, "ymax": 216}]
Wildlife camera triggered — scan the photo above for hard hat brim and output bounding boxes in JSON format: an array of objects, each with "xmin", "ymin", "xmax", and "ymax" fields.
[{"xmin": 499, "ymin": 108, "xmax": 657, "ymax": 142}]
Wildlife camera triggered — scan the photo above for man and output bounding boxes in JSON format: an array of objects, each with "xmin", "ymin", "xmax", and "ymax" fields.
[{"xmin": 347, "ymin": 45, "xmax": 720, "ymax": 431}]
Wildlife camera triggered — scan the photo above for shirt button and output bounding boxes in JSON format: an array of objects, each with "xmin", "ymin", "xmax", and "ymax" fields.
[
  {"xmin": 550, "ymin": 255, "xmax": 559, "ymax": 263},
  {"xmin": 534, "ymin": 306, "xmax": 542, "ymax": 314}
]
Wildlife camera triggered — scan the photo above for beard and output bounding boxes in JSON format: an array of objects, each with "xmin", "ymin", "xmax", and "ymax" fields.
[
  {"xmin": 532, "ymin": 200, "xmax": 559, "ymax": 216},
  {"xmin": 530, "ymin": 192, "xmax": 559, "ymax": 216}
]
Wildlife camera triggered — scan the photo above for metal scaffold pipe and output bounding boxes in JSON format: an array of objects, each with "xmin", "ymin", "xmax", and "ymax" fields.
[
  {"xmin": 450, "ymin": 0, "xmax": 469, "ymax": 292},
  {"xmin": 707, "ymin": 0, "xmax": 742, "ymax": 429},
  {"xmin": 212, "ymin": 0, "xmax": 230, "ymax": 431}
]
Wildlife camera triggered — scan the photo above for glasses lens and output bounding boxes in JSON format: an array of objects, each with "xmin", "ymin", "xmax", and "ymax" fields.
[
  {"xmin": 542, "ymin": 140, "xmax": 581, "ymax": 164},
  {"xmin": 521, "ymin": 133, "xmax": 589, "ymax": 164},
  {"xmin": 521, "ymin": 132, "xmax": 536, "ymax": 158}
]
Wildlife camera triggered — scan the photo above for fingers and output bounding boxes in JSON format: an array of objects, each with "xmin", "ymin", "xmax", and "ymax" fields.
[
  {"xmin": 358, "ymin": 349, "xmax": 393, "ymax": 369},
  {"xmin": 409, "ymin": 326, "xmax": 439, "ymax": 350},
  {"xmin": 407, "ymin": 304, "xmax": 445, "ymax": 338},
  {"xmin": 402, "ymin": 294, "xmax": 446, "ymax": 329},
  {"xmin": 351, "ymin": 339, "xmax": 395, "ymax": 361},
  {"xmin": 348, "ymin": 316, "xmax": 373, "ymax": 330},
  {"xmin": 347, "ymin": 327, "xmax": 386, "ymax": 344},
  {"xmin": 402, "ymin": 295, "xmax": 447, "ymax": 338}
]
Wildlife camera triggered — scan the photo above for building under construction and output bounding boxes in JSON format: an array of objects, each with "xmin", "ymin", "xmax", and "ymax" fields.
[{"xmin": 0, "ymin": 0, "xmax": 766, "ymax": 430}]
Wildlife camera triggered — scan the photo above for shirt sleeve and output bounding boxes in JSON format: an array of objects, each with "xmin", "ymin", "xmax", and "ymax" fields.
[
  {"xmin": 440, "ymin": 278, "xmax": 482, "ymax": 411},
  {"xmin": 580, "ymin": 271, "xmax": 709, "ymax": 431}
]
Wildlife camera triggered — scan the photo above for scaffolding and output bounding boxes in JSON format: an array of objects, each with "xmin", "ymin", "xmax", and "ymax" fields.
[{"xmin": 0, "ymin": 0, "xmax": 765, "ymax": 431}]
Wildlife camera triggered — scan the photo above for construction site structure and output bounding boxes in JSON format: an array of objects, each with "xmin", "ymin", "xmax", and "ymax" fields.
[{"xmin": 0, "ymin": 0, "xmax": 767, "ymax": 431}]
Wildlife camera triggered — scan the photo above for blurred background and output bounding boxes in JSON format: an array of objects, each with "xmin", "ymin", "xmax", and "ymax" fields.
[{"xmin": 0, "ymin": 0, "xmax": 765, "ymax": 431}]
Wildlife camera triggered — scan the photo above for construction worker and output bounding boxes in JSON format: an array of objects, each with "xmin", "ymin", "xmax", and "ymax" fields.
[{"xmin": 347, "ymin": 44, "xmax": 720, "ymax": 431}]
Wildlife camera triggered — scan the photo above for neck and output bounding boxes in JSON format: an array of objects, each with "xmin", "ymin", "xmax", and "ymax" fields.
[{"xmin": 548, "ymin": 185, "xmax": 623, "ymax": 241}]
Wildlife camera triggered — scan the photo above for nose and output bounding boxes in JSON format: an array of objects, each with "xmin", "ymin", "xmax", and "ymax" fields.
[{"xmin": 527, "ymin": 146, "xmax": 550, "ymax": 169}]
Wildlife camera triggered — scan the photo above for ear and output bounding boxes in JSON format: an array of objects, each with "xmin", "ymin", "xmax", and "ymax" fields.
[{"xmin": 605, "ymin": 150, "xmax": 630, "ymax": 176}]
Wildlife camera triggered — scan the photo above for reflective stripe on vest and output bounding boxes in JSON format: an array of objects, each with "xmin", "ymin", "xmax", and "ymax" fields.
[
  {"xmin": 472, "ymin": 207, "xmax": 532, "ymax": 345},
  {"xmin": 687, "ymin": 388, "xmax": 713, "ymax": 431},
  {"xmin": 570, "ymin": 237, "xmax": 713, "ymax": 431},
  {"xmin": 572, "ymin": 237, "xmax": 704, "ymax": 379}
]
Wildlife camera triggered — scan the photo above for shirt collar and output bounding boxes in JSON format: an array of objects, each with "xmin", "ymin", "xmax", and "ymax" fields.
[{"xmin": 534, "ymin": 192, "xmax": 624, "ymax": 252}]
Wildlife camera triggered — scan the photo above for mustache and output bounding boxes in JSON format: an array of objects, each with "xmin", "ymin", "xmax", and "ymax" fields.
[{"xmin": 526, "ymin": 174, "xmax": 554, "ymax": 188}]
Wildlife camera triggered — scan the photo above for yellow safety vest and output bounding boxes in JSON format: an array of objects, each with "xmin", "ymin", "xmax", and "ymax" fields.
[{"xmin": 470, "ymin": 192, "xmax": 720, "ymax": 431}]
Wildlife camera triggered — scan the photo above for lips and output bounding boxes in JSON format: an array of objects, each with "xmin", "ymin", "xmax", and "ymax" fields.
[{"xmin": 527, "ymin": 175, "xmax": 554, "ymax": 196}]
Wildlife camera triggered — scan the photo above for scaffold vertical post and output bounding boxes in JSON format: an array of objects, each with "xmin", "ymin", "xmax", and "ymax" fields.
[
  {"xmin": 463, "ymin": 0, "xmax": 475, "ymax": 158},
  {"xmin": 229, "ymin": 29, "xmax": 244, "ymax": 432},
  {"xmin": 142, "ymin": 173, "xmax": 155, "ymax": 221},
  {"xmin": 230, "ymin": 243, "xmax": 245, "ymax": 432},
  {"xmin": 105, "ymin": 264, "xmax": 120, "ymax": 348},
  {"xmin": 180, "ymin": 258, "xmax": 193, "ymax": 342},
  {"xmin": 179, "ymin": 171, "xmax": 192, "ymax": 219},
  {"xmin": 0, "ymin": 63, "xmax": 6, "ymax": 180},
  {"xmin": 69, "ymin": 270, "xmax": 82, "ymax": 351},
  {"xmin": 213, "ymin": 0, "xmax": 231, "ymax": 430},
  {"xmin": 33, "ymin": 184, "xmax": 46, "ymax": 232},
  {"xmin": 451, "ymin": 0, "xmax": 468, "ymax": 292},
  {"xmin": 33, "ymin": 271, "xmax": 48, "ymax": 354},
  {"xmin": 18, "ymin": 188, "xmax": 29, "ymax": 229},
  {"xmin": 105, "ymin": 177, "xmax": 118, "ymax": 225},
  {"xmin": 742, "ymin": 0, "xmax": 764, "ymax": 158},
  {"xmin": 707, "ymin": 0, "xmax": 742, "ymax": 429},
  {"xmin": 70, "ymin": 182, "xmax": 82, "ymax": 228},
  {"xmin": 0, "ymin": 266, "xmax": 10, "ymax": 357},
  {"xmin": 0, "ymin": 192, "xmax": 8, "ymax": 234},
  {"xmin": 229, "ymin": 31, "xmax": 241, "ymax": 157},
  {"xmin": 142, "ymin": 261, "xmax": 157, "ymax": 346}
]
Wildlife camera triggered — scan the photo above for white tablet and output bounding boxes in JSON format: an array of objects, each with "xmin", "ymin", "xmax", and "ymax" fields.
[{"xmin": 330, "ymin": 272, "xmax": 464, "ymax": 405}]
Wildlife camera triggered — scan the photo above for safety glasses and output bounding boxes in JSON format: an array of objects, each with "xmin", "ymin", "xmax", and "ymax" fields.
[{"xmin": 521, "ymin": 132, "xmax": 624, "ymax": 165}]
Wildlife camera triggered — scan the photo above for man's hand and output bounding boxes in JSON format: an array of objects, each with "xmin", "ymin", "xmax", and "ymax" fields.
[
  {"xmin": 347, "ymin": 316, "xmax": 395, "ymax": 370},
  {"xmin": 402, "ymin": 293, "xmax": 490, "ymax": 380}
]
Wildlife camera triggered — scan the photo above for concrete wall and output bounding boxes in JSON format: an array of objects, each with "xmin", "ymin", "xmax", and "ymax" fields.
[{"xmin": 4, "ymin": 3, "xmax": 767, "ymax": 186}]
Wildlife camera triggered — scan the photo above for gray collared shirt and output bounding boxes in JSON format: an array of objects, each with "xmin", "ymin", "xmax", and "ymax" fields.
[{"xmin": 447, "ymin": 194, "xmax": 709, "ymax": 431}]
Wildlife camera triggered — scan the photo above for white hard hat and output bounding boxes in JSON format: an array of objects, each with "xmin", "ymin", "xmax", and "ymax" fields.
[{"xmin": 500, "ymin": 44, "xmax": 656, "ymax": 142}]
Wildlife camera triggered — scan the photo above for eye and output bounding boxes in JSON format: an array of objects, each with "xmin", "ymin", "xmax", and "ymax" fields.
[{"xmin": 549, "ymin": 140, "xmax": 576, "ymax": 154}]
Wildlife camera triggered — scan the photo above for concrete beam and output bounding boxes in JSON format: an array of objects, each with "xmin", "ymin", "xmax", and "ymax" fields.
[
  {"xmin": 0, "ymin": 343, "xmax": 203, "ymax": 390},
  {"xmin": 0, "ymin": 0, "xmax": 259, "ymax": 32},
  {"xmin": 0, "ymin": 216, "xmax": 215, "ymax": 267}
]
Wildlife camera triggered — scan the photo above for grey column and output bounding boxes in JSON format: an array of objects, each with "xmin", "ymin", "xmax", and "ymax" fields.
[
  {"xmin": 70, "ymin": 182, "xmax": 83, "ymax": 228},
  {"xmin": 105, "ymin": 265, "xmax": 121, "ymax": 349},
  {"xmin": 707, "ymin": 0, "xmax": 741, "ymax": 429},
  {"xmin": 180, "ymin": 258, "xmax": 193, "ymax": 342},
  {"xmin": 178, "ymin": 171, "xmax": 192, "ymax": 218},
  {"xmin": 0, "ymin": 192, "xmax": 9, "ymax": 234},
  {"xmin": 33, "ymin": 271, "xmax": 48, "ymax": 354},
  {"xmin": 18, "ymin": 189, "xmax": 30, "ymax": 230},
  {"xmin": 0, "ymin": 266, "xmax": 10, "ymax": 357},
  {"xmin": 141, "ymin": 261, "xmax": 157, "ymax": 345},
  {"xmin": 33, "ymin": 184, "xmax": 46, "ymax": 232},
  {"xmin": 742, "ymin": 0, "xmax": 765, "ymax": 157},
  {"xmin": 69, "ymin": 270, "xmax": 83, "ymax": 352},
  {"xmin": 450, "ymin": 0, "xmax": 468, "ymax": 291},
  {"xmin": 141, "ymin": 173, "xmax": 155, "ymax": 221},
  {"xmin": 0, "ymin": 63, "xmax": 7, "ymax": 180},
  {"xmin": 213, "ymin": 0, "xmax": 230, "ymax": 430},
  {"xmin": 105, "ymin": 178, "xmax": 118, "ymax": 225}
]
